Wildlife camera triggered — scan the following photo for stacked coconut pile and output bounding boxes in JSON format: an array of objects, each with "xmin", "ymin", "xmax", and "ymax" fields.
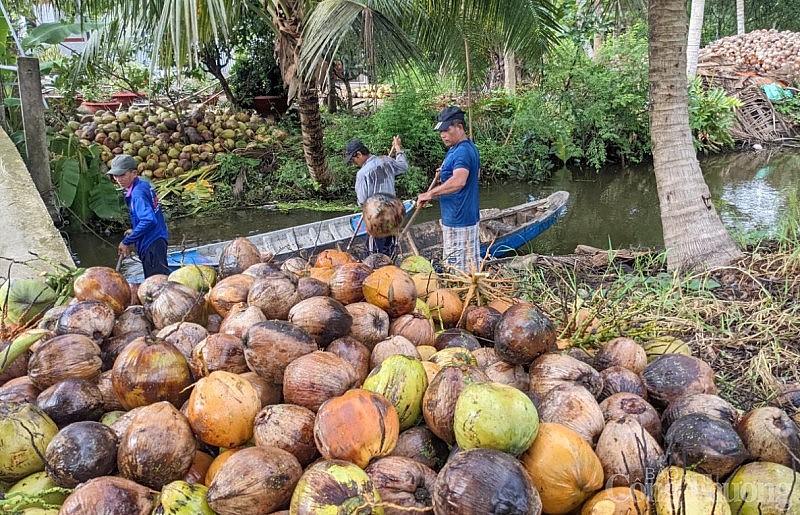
[
  {"xmin": 61, "ymin": 106, "xmax": 287, "ymax": 180},
  {"xmin": 698, "ymin": 29, "xmax": 800, "ymax": 79},
  {"xmin": 2, "ymin": 239, "xmax": 800, "ymax": 513},
  {"xmin": 697, "ymin": 29, "xmax": 800, "ymax": 143}
]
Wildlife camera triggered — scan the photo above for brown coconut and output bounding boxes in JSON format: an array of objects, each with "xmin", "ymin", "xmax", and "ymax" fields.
[
  {"xmin": 242, "ymin": 320, "xmax": 318, "ymax": 385},
  {"xmin": 218, "ymin": 237, "xmax": 262, "ymax": 278},
  {"xmin": 494, "ymin": 303, "xmax": 556, "ymax": 366},
  {"xmin": 282, "ymin": 351, "xmax": 358, "ymax": 412}
]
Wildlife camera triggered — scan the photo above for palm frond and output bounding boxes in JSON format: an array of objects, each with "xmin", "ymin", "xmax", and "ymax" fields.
[
  {"xmin": 52, "ymin": 0, "xmax": 261, "ymax": 71},
  {"xmin": 410, "ymin": 0, "xmax": 560, "ymax": 89},
  {"xmin": 299, "ymin": 0, "xmax": 419, "ymax": 86}
]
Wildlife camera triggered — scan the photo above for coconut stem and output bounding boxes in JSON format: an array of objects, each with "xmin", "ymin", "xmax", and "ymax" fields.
[
  {"xmin": 0, "ymin": 488, "xmax": 73, "ymax": 511},
  {"xmin": 354, "ymin": 501, "xmax": 432, "ymax": 513}
]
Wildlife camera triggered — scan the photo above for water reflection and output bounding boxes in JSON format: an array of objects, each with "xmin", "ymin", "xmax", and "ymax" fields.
[
  {"xmin": 66, "ymin": 148, "xmax": 800, "ymax": 267},
  {"xmin": 704, "ymin": 150, "xmax": 800, "ymax": 234}
]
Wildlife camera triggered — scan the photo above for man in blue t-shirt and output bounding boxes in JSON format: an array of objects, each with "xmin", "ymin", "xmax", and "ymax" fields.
[
  {"xmin": 417, "ymin": 106, "xmax": 480, "ymax": 272},
  {"xmin": 107, "ymin": 155, "xmax": 170, "ymax": 278}
]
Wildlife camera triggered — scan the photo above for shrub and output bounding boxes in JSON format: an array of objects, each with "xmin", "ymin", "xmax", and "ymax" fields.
[
  {"xmin": 228, "ymin": 18, "xmax": 285, "ymax": 107},
  {"xmin": 322, "ymin": 85, "xmax": 444, "ymax": 198},
  {"xmin": 688, "ymin": 77, "xmax": 743, "ymax": 153},
  {"xmin": 538, "ymin": 25, "xmax": 651, "ymax": 170}
]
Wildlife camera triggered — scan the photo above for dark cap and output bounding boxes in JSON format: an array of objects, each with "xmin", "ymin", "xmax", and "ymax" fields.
[
  {"xmin": 434, "ymin": 106, "xmax": 465, "ymax": 131},
  {"xmin": 106, "ymin": 155, "xmax": 138, "ymax": 176},
  {"xmin": 344, "ymin": 139, "xmax": 370, "ymax": 164}
]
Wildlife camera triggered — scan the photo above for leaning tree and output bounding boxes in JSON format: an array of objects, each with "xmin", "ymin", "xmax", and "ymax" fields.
[{"xmin": 648, "ymin": 0, "xmax": 743, "ymax": 271}]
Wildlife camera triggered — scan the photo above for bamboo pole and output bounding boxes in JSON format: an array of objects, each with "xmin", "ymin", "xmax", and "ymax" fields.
[{"xmin": 464, "ymin": 38, "xmax": 473, "ymax": 140}]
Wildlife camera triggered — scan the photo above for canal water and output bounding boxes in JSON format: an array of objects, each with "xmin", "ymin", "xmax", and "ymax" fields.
[{"xmin": 67, "ymin": 148, "xmax": 800, "ymax": 268}]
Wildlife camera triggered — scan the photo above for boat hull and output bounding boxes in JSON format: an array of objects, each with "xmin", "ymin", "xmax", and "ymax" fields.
[{"xmin": 121, "ymin": 193, "xmax": 569, "ymax": 282}]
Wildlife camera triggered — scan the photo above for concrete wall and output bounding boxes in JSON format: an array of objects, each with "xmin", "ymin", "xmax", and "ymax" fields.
[{"xmin": 0, "ymin": 130, "xmax": 75, "ymax": 280}]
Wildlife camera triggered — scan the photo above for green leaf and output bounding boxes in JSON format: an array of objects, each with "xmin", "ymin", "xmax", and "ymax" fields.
[
  {"xmin": 685, "ymin": 278, "xmax": 721, "ymax": 291},
  {"xmin": 3, "ymin": 98, "xmax": 20, "ymax": 107},
  {"xmin": 56, "ymin": 157, "xmax": 81, "ymax": 208},
  {"xmin": 89, "ymin": 180, "xmax": 126, "ymax": 221},
  {"xmin": 22, "ymin": 21, "xmax": 104, "ymax": 49},
  {"xmin": 9, "ymin": 130, "xmax": 26, "ymax": 159},
  {"xmin": 49, "ymin": 135, "xmax": 78, "ymax": 156},
  {"xmin": 73, "ymin": 165, "xmax": 94, "ymax": 223}
]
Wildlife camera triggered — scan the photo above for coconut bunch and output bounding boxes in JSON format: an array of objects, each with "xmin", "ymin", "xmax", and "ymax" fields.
[
  {"xmin": 4, "ymin": 242, "xmax": 800, "ymax": 514},
  {"xmin": 59, "ymin": 105, "xmax": 289, "ymax": 180},
  {"xmin": 351, "ymin": 84, "xmax": 393, "ymax": 99},
  {"xmin": 699, "ymin": 28, "xmax": 800, "ymax": 76}
]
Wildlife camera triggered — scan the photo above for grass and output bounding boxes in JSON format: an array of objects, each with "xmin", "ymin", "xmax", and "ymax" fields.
[{"xmin": 504, "ymin": 209, "xmax": 800, "ymax": 412}]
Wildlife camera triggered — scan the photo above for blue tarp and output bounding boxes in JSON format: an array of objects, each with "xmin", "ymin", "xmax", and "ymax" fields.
[{"xmin": 762, "ymin": 83, "xmax": 794, "ymax": 102}]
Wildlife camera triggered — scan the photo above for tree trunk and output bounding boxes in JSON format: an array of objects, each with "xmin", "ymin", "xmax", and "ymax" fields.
[
  {"xmin": 200, "ymin": 46, "xmax": 236, "ymax": 108},
  {"xmin": 326, "ymin": 71, "xmax": 337, "ymax": 113},
  {"xmin": 504, "ymin": 50, "xmax": 516, "ymax": 94},
  {"xmin": 648, "ymin": 0, "xmax": 743, "ymax": 272},
  {"xmin": 592, "ymin": 0, "xmax": 604, "ymax": 59},
  {"xmin": 273, "ymin": 1, "xmax": 332, "ymax": 187},
  {"xmin": 686, "ymin": 0, "xmax": 705, "ymax": 79},
  {"xmin": 298, "ymin": 87, "xmax": 332, "ymax": 187},
  {"xmin": 736, "ymin": 0, "xmax": 745, "ymax": 35},
  {"xmin": 18, "ymin": 57, "xmax": 62, "ymax": 226}
]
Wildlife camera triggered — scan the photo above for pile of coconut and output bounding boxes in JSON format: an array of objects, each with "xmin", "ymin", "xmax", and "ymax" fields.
[
  {"xmin": 60, "ymin": 106, "xmax": 287, "ymax": 180},
  {"xmin": 1, "ymin": 238, "xmax": 800, "ymax": 514},
  {"xmin": 699, "ymin": 29, "xmax": 800, "ymax": 77}
]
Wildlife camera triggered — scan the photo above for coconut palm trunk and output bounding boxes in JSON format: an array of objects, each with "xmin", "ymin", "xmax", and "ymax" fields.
[
  {"xmin": 736, "ymin": 0, "xmax": 745, "ymax": 35},
  {"xmin": 272, "ymin": 0, "xmax": 332, "ymax": 188},
  {"xmin": 648, "ymin": 0, "xmax": 743, "ymax": 271},
  {"xmin": 686, "ymin": 0, "xmax": 705, "ymax": 79},
  {"xmin": 297, "ymin": 87, "xmax": 328, "ymax": 180}
]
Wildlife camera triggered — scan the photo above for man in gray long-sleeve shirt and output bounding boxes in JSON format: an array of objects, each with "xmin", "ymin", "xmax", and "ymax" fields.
[{"xmin": 345, "ymin": 136, "xmax": 408, "ymax": 256}]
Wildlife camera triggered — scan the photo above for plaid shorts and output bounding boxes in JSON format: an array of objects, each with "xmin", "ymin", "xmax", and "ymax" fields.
[{"xmin": 442, "ymin": 222, "xmax": 480, "ymax": 273}]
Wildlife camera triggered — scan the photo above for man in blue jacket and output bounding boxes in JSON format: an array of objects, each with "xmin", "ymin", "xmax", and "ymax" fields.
[
  {"xmin": 417, "ymin": 106, "xmax": 480, "ymax": 272},
  {"xmin": 107, "ymin": 155, "xmax": 170, "ymax": 277}
]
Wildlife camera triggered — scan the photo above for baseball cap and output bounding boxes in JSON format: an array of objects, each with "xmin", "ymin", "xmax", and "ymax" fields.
[
  {"xmin": 106, "ymin": 155, "xmax": 138, "ymax": 176},
  {"xmin": 434, "ymin": 106, "xmax": 465, "ymax": 131},
  {"xmin": 344, "ymin": 139, "xmax": 370, "ymax": 164}
]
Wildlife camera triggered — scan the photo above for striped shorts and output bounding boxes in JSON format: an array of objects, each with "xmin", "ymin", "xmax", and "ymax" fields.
[{"xmin": 442, "ymin": 222, "xmax": 480, "ymax": 273}]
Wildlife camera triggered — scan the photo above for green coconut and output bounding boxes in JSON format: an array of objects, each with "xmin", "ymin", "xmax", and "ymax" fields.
[
  {"xmin": 643, "ymin": 336, "xmax": 692, "ymax": 362},
  {"xmin": 160, "ymin": 480, "xmax": 215, "ymax": 514},
  {"xmin": 400, "ymin": 256, "xmax": 435, "ymax": 275},
  {"xmin": 414, "ymin": 298, "xmax": 431, "ymax": 319},
  {"xmin": 726, "ymin": 462, "xmax": 800, "ymax": 514},
  {"xmin": 362, "ymin": 355, "xmax": 428, "ymax": 430},
  {"xmin": 429, "ymin": 347, "xmax": 478, "ymax": 368},
  {"xmin": 653, "ymin": 466, "xmax": 730, "ymax": 515},
  {"xmin": 0, "ymin": 402, "xmax": 59, "ymax": 482},
  {"xmin": 0, "ymin": 279, "xmax": 57, "ymax": 326},
  {"xmin": 290, "ymin": 459, "xmax": 383, "ymax": 515},
  {"xmin": 454, "ymin": 382, "xmax": 539, "ymax": 456},
  {"xmin": 168, "ymin": 265, "xmax": 217, "ymax": 293}
]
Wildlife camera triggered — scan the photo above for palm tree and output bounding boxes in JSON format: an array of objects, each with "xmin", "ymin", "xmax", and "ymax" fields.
[
  {"xmin": 648, "ymin": 0, "xmax": 742, "ymax": 271},
  {"xmin": 54, "ymin": 0, "xmax": 559, "ymax": 187},
  {"xmin": 736, "ymin": 0, "xmax": 745, "ymax": 34},
  {"xmin": 686, "ymin": 0, "xmax": 705, "ymax": 79}
]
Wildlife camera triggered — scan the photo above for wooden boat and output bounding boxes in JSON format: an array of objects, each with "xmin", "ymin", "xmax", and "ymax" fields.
[
  {"xmin": 163, "ymin": 199, "xmax": 416, "ymax": 269},
  {"xmin": 402, "ymin": 190, "xmax": 570, "ymax": 261},
  {"xmin": 122, "ymin": 192, "xmax": 568, "ymax": 281}
]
